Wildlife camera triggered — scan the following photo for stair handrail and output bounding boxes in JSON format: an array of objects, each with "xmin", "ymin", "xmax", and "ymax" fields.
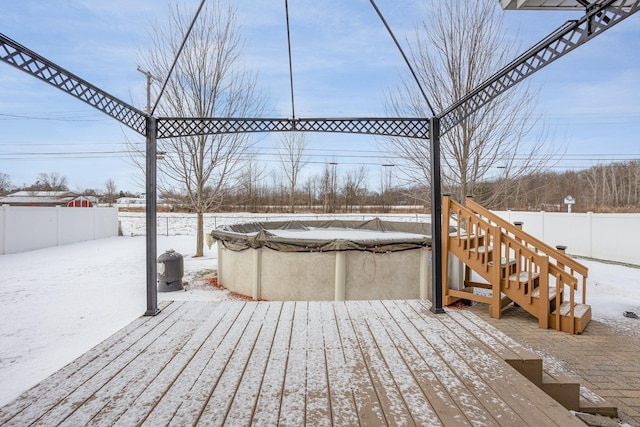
[
  {"xmin": 464, "ymin": 196, "xmax": 587, "ymax": 277},
  {"xmin": 446, "ymin": 196, "xmax": 558, "ymax": 327},
  {"xmin": 501, "ymin": 232, "xmax": 581, "ymax": 330},
  {"xmin": 548, "ymin": 262, "xmax": 579, "ymax": 333},
  {"xmin": 465, "ymin": 196, "xmax": 587, "ymax": 306},
  {"xmin": 442, "ymin": 195, "xmax": 501, "ymax": 307},
  {"xmin": 446, "ymin": 197, "xmax": 495, "ymax": 270},
  {"xmin": 445, "ymin": 196, "xmax": 585, "ymax": 333},
  {"xmin": 501, "ymin": 232, "xmax": 552, "ymax": 313}
]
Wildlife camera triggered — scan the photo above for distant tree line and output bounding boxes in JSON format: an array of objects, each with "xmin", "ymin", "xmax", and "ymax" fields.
[
  {"xmin": 158, "ymin": 159, "xmax": 640, "ymax": 214},
  {"xmin": 2, "ymin": 160, "xmax": 640, "ymax": 213},
  {"xmin": 486, "ymin": 160, "xmax": 640, "ymax": 213}
]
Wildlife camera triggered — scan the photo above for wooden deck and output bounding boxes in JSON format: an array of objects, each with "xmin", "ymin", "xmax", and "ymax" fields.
[{"xmin": 0, "ymin": 300, "xmax": 586, "ymax": 426}]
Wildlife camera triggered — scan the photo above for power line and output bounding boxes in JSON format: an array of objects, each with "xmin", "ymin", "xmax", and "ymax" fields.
[
  {"xmin": 0, "ymin": 112, "xmax": 107, "ymax": 121},
  {"xmin": 2, "ymin": 147, "xmax": 640, "ymax": 163}
]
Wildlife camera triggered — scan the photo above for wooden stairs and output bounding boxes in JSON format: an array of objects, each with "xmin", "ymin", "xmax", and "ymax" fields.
[
  {"xmin": 450, "ymin": 309, "xmax": 617, "ymax": 417},
  {"xmin": 442, "ymin": 195, "xmax": 592, "ymax": 334}
]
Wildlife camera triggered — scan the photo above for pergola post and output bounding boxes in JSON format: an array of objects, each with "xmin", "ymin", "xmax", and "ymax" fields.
[
  {"xmin": 145, "ymin": 116, "xmax": 160, "ymax": 316},
  {"xmin": 430, "ymin": 116, "xmax": 445, "ymax": 314}
]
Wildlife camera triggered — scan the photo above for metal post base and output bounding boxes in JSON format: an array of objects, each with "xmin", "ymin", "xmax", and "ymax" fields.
[
  {"xmin": 144, "ymin": 308, "xmax": 162, "ymax": 316},
  {"xmin": 430, "ymin": 306, "xmax": 446, "ymax": 315}
]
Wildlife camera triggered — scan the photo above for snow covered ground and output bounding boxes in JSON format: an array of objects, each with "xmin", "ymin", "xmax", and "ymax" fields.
[{"xmin": 0, "ymin": 213, "xmax": 639, "ymax": 407}]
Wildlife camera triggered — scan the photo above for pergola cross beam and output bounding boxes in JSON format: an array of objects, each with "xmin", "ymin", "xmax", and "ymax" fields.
[
  {"xmin": 439, "ymin": 0, "xmax": 640, "ymax": 133},
  {"xmin": 156, "ymin": 117, "xmax": 429, "ymax": 139},
  {"xmin": 0, "ymin": 33, "xmax": 147, "ymax": 134}
]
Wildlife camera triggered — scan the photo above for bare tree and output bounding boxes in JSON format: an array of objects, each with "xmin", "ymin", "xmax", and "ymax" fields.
[
  {"xmin": 104, "ymin": 179, "xmax": 118, "ymax": 207},
  {"xmin": 237, "ymin": 157, "xmax": 266, "ymax": 212},
  {"xmin": 302, "ymin": 175, "xmax": 318, "ymax": 211},
  {"xmin": 0, "ymin": 172, "xmax": 12, "ymax": 196},
  {"xmin": 139, "ymin": 2, "xmax": 267, "ymax": 256},
  {"xmin": 277, "ymin": 132, "xmax": 308, "ymax": 213},
  {"xmin": 320, "ymin": 162, "xmax": 339, "ymax": 213},
  {"xmin": 379, "ymin": 165, "xmax": 394, "ymax": 211},
  {"xmin": 29, "ymin": 172, "xmax": 69, "ymax": 191},
  {"xmin": 342, "ymin": 166, "xmax": 368, "ymax": 212},
  {"xmin": 385, "ymin": 0, "xmax": 555, "ymax": 206},
  {"xmin": 268, "ymin": 170, "xmax": 287, "ymax": 211}
]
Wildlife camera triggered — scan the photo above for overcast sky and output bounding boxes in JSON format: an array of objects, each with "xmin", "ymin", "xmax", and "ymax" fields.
[{"xmin": 1, "ymin": 1, "xmax": 639, "ymax": 194}]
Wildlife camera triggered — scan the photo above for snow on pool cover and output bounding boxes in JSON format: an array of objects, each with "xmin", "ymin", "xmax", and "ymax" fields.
[{"xmin": 211, "ymin": 218, "xmax": 432, "ymax": 252}]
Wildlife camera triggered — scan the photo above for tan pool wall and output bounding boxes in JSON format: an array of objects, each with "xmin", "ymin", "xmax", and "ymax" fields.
[
  {"xmin": 217, "ymin": 242, "xmax": 451, "ymax": 302},
  {"xmin": 261, "ymin": 251, "xmax": 336, "ymax": 300}
]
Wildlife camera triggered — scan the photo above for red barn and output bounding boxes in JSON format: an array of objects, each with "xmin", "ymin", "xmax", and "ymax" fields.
[{"xmin": 67, "ymin": 196, "xmax": 93, "ymax": 207}]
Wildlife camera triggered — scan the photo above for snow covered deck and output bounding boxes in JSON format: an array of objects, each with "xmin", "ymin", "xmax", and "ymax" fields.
[{"xmin": 0, "ymin": 300, "xmax": 585, "ymax": 426}]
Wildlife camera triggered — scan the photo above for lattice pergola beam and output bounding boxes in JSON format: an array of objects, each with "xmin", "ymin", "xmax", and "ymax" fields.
[
  {"xmin": 0, "ymin": 32, "xmax": 148, "ymax": 135},
  {"xmin": 439, "ymin": 0, "xmax": 640, "ymax": 134},
  {"xmin": 156, "ymin": 117, "xmax": 430, "ymax": 139}
]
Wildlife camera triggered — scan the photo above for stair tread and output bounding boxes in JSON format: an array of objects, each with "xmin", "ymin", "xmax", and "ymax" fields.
[
  {"xmin": 542, "ymin": 371, "xmax": 580, "ymax": 385},
  {"xmin": 553, "ymin": 302, "xmax": 591, "ymax": 318},
  {"xmin": 469, "ymin": 245, "xmax": 492, "ymax": 253},
  {"xmin": 579, "ymin": 389, "xmax": 618, "ymax": 417},
  {"xmin": 580, "ymin": 388, "xmax": 616, "ymax": 407},
  {"xmin": 531, "ymin": 285, "xmax": 559, "ymax": 299},
  {"xmin": 508, "ymin": 271, "xmax": 540, "ymax": 282},
  {"xmin": 488, "ymin": 257, "xmax": 516, "ymax": 267}
]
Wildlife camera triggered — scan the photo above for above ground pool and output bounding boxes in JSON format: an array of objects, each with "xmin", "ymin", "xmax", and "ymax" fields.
[{"xmin": 210, "ymin": 218, "xmax": 435, "ymax": 301}]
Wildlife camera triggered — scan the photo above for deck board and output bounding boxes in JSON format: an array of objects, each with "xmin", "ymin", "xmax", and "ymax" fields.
[
  {"xmin": 380, "ymin": 301, "xmax": 493, "ymax": 425},
  {"xmin": 28, "ymin": 301, "xmax": 187, "ymax": 426},
  {"xmin": 0, "ymin": 302, "xmax": 177, "ymax": 426},
  {"xmin": 362, "ymin": 300, "xmax": 443, "ymax": 425},
  {"xmin": 224, "ymin": 301, "xmax": 283, "ymax": 426},
  {"xmin": 85, "ymin": 302, "xmax": 215, "ymax": 426},
  {"xmin": 393, "ymin": 300, "xmax": 519, "ymax": 425},
  {"xmin": 319, "ymin": 302, "xmax": 361, "ymax": 426},
  {"xmin": 169, "ymin": 302, "xmax": 257, "ymax": 425},
  {"xmin": 198, "ymin": 301, "xmax": 270, "ymax": 425},
  {"xmin": 250, "ymin": 301, "xmax": 294, "ymax": 425},
  {"xmin": 0, "ymin": 300, "xmax": 586, "ymax": 426},
  {"xmin": 331, "ymin": 300, "xmax": 388, "ymax": 425},
  {"xmin": 139, "ymin": 301, "xmax": 246, "ymax": 425},
  {"xmin": 347, "ymin": 300, "xmax": 417, "ymax": 426},
  {"xmin": 279, "ymin": 301, "xmax": 309, "ymax": 426},
  {"xmin": 374, "ymin": 300, "xmax": 476, "ymax": 426},
  {"xmin": 306, "ymin": 302, "xmax": 332, "ymax": 426},
  {"xmin": 115, "ymin": 301, "xmax": 235, "ymax": 426},
  {"xmin": 404, "ymin": 301, "xmax": 580, "ymax": 424}
]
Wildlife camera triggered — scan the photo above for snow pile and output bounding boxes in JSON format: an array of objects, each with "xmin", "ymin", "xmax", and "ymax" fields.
[{"xmin": 0, "ymin": 234, "xmax": 226, "ymax": 406}]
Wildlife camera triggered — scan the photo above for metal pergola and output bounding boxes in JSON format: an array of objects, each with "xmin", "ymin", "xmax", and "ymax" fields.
[{"xmin": 1, "ymin": 0, "xmax": 638, "ymax": 316}]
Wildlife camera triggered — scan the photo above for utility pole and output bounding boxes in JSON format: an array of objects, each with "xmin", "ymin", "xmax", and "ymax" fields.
[{"xmin": 136, "ymin": 66, "xmax": 160, "ymax": 114}]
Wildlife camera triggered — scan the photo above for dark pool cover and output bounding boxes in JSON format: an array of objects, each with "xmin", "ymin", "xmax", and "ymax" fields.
[{"xmin": 210, "ymin": 218, "xmax": 433, "ymax": 253}]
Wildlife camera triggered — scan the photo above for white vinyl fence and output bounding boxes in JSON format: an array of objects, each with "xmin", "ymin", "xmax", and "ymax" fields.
[
  {"xmin": 120, "ymin": 210, "xmax": 640, "ymax": 266},
  {"xmin": 494, "ymin": 210, "xmax": 640, "ymax": 266},
  {"xmin": 0, "ymin": 205, "xmax": 119, "ymax": 255}
]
